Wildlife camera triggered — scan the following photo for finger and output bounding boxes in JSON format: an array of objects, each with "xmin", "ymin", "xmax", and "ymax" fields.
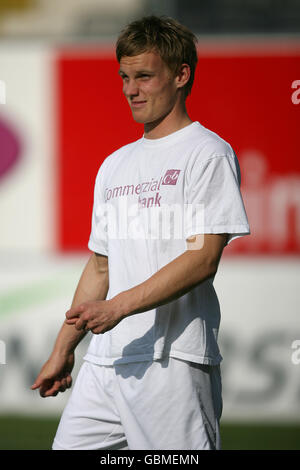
[
  {"xmin": 65, "ymin": 318, "xmax": 77, "ymax": 325},
  {"xmin": 75, "ymin": 316, "xmax": 88, "ymax": 331},
  {"xmin": 66, "ymin": 375, "xmax": 72, "ymax": 388},
  {"xmin": 31, "ymin": 378, "xmax": 42, "ymax": 390},
  {"xmin": 43, "ymin": 389, "xmax": 58, "ymax": 398},
  {"xmin": 91, "ymin": 325, "xmax": 105, "ymax": 335},
  {"xmin": 65, "ymin": 310, "xmax": 80, "ymax": 320},
  {"xmin": 58, "ymin": 378, "xmax": 67, "ymax": 393},
  {"xmin": 41, "ymin": 380, "xmax": 61, "ymax": 398},
  {"xmin": 65, "ymin": 305, "xmax": 84, "ymax": 319},
  {"xmin": 40, "ymin": 384, "xmax": 53, "ymax": 397},
  {"xmin": 31, "ymin": 375, "xmax": 50, "ymax": 391},
  {"xmin": 86, "ymin": 319, "xmax": 97, "ymax": 331},
  {"xmin": 75, "ymin": 319, "xmax": 84, "ymax": 331}
]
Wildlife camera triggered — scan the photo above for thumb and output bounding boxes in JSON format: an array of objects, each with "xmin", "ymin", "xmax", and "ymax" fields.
[{"xmin": 31, "ymin": 376, "xmax": 42, "ymax": 390}]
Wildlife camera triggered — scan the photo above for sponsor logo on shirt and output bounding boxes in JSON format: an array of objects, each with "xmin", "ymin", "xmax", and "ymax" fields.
[
  {"xmin": 96, "ymin": 167, "xmax": 204, "ymax": 246},
  {"xmin": 104, "ymin": 169, "xmax": 181, "ymax": 208},
  {"xmin": 162, "ymin": 169, "xmax": 181, "ymax": 186}
]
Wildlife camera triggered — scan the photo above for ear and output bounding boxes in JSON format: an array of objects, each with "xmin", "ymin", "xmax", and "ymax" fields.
[{"xmin": 175, "ymin": 63, "xmax": 191, "ymax": 90}]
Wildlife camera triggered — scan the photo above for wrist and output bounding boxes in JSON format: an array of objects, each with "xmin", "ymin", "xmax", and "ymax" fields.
[
  {"xmin": 52, "ymin": 338, "xmax": 73, "ymax": 357},
  {"xmin": 51, "ymin": 347, "xmax": 74, "ymax": 360},
  {"xmin": 110, "ymin": 291, "xmax": 135, "ymax": 319},
  {"xmin": 52, "ymin": 323, "xmax": 86, "ymax": 357}
]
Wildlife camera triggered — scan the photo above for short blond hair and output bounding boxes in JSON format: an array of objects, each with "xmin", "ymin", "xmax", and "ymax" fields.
[{"xmin": 116, "ymin": 15, "xmax": 198, "ymax": 98}]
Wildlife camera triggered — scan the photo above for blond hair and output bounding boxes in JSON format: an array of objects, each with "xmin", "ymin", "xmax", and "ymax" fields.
[{"xmin": 116, "ymin": 15, "xmax": 198, "ymax": 98}]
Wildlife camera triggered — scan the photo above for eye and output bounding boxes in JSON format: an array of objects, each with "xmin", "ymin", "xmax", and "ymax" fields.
[{"xmin": 139, "ymin": 74, "xmax": 151, "ymax": 80}]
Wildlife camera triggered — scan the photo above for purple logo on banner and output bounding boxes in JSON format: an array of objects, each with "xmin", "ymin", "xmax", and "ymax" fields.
[{"xmin": 0, "ymin": 117, "xmax": 21, "ymax": 180}]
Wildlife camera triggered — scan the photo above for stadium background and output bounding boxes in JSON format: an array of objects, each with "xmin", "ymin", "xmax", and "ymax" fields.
[{"xmin": 0, "ymin": 0, "xmax": 300, "ymax": 450}]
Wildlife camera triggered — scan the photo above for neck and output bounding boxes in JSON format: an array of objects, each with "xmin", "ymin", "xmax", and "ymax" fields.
[{"xmin": 144, "ymin": 101, "xmax": 192, "ymax": 140}]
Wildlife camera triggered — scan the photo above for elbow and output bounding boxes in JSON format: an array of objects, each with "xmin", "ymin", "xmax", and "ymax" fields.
[
  {"xmin": 206, "ymin": 259, "xmax": 219, "ymax": 279},
  {"xmin": 201, "ymin": 252, "xmax": 221, "ymax": 279},
  {"xmin": 190, "ymin": 258, "xmax": 219, "ymax": 288}
]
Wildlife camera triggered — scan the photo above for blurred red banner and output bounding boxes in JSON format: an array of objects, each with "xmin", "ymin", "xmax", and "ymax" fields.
[{"xmin": 56, "ymin": 44, "xmax": 300, "ymax": 255}]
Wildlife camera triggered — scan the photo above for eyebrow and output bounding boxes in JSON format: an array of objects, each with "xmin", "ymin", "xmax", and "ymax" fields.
[{"xmin": 118, "ymin": 69, "xmax": 154, "ymax": 77}]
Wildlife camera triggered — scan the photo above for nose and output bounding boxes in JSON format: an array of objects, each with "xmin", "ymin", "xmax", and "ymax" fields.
[{"xmin": 123, "ymin": 78, "xmax": 139, "ymax": 98}]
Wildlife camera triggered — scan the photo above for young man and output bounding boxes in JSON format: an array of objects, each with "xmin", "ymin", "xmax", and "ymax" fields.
[{"xmin": 32, "ymin": 16, "xmax": 250, "ymax": 450}]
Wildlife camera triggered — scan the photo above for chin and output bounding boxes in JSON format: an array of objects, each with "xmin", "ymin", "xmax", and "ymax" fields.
[{"xmin": 131, "ymin": 112, "xmax": 147, "ymax": 124}]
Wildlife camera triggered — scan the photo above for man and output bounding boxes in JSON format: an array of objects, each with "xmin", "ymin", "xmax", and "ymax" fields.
[{"xmin": 32, "ymin": 16, "xmax": 250, "ymax": 450}]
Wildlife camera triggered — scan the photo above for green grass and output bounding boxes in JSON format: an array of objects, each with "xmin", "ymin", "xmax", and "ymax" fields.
[
  {"xmin": 0, "ymin": 416, "xmax": 299, "ymax": 450},
  {"xmin": 0, "ymin": 415, "xmax": 60, "ymax": 450},
  {"xmin": 220, "ymin": 422, "xmax": 300, "ymax": 450}
]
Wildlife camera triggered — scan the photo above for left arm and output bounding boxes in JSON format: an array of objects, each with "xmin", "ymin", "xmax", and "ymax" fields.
[{"xmin": 66, "ymin": 233, "xmax": 227, "ymax": 334}]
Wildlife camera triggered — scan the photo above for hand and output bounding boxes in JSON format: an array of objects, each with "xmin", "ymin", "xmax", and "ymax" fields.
[
  {"xmin": 31, "ymin": 352, "xmax": 74, "ymax": 398},
  {"xmin": 65, "ymin": 299, "xmax": 124, "ymax": 334}
]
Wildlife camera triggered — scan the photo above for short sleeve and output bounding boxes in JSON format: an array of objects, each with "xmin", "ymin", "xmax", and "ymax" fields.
[
  {"xmin": 88, "ymin": 165, "xmax": 108, "ymax": 256},
  {"xmin": 184, "ymin": 153, "xmax": 250, "ymax": 245}
]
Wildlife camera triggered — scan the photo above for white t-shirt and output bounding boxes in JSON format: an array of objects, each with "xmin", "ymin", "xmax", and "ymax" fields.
[{"xmin": 85, "ymin": 121, "xmax": 250, "ymax": 366}]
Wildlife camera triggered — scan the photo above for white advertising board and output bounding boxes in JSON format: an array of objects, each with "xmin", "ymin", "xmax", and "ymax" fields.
[{"xmin": 0, "ymin": 255, "xmax": 299, "ymax": 422}]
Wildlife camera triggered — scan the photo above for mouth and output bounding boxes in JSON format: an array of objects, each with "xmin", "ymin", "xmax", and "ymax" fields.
[{"xmin": 131, "ymin": 100, "xmax": 147, "ymax": 109}]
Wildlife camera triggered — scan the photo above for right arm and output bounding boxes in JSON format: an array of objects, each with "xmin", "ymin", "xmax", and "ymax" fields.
[{"xmin": 31, "ymin": 252, "xmax": 109, "ymax": 397}]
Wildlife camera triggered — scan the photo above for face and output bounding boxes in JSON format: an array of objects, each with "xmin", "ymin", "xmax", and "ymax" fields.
[{"xmin": 119, "ymin": 51, "xmax": 180, "ymax": 126}]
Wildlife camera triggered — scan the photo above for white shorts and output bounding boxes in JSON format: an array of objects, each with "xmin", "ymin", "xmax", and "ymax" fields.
[{"xmin": 52, "ymin": 357, "xmax": 222, "ymax": 450}]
